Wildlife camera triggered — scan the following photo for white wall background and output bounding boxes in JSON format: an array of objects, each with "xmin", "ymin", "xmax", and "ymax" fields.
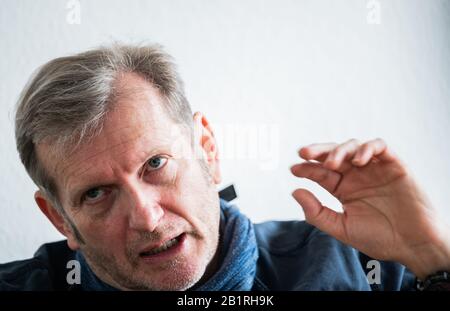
[{"xmin": 1, "ymin": 0, "xmax": 449, "ymax": 263}]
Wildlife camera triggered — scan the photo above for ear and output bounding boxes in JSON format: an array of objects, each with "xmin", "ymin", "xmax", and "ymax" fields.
[
  {"xmin": 34, "ymin": 191, "xmax": 81, "ymax": 251},
  {"xmin": 193, "ymin": 112, "xmax": 222, "ymax": 184}
]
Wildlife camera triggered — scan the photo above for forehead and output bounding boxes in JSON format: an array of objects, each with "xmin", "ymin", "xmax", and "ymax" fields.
[{"xmin": 36, "ymin": 73, "xmax": 179, "ymax": 198}]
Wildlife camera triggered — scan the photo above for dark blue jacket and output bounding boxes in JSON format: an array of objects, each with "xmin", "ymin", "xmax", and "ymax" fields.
[{"xmin": 252, "ymin": 220, "xmax": 415, "ymax": 290}]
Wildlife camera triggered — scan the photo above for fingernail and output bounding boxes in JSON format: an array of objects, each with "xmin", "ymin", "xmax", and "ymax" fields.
[{"xmin": 352, "ymin": 156, "xmax": 361, "ymax": 164}]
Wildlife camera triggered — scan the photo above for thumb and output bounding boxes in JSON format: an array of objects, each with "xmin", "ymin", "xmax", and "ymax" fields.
[{"xmin": 292, "ymin": 188, "xmax": 346, "ymax": 242}]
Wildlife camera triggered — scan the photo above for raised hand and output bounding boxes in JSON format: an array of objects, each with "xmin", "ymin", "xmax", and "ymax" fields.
[{"xmin": 290, "ymin": 138, "xmax": 450, "ymax": 279}]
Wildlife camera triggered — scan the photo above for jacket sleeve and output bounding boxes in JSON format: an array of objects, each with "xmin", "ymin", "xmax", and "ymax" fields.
[
  {"xmin": 0, "ymin": 259, "xmax": 54, "ymax": 290},
  {"xmin": 357, "ymin": 251, "xmax": 417, "ymax": 291}
]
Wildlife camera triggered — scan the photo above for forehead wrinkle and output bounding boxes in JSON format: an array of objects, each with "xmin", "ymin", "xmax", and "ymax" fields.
[
  {"xmin": 60, "ymin": 124, "xmax": 146, "ymax": 172},
  {"xmin": 67, "ymin": 139, "xmax": 144, "ymax": 185}
]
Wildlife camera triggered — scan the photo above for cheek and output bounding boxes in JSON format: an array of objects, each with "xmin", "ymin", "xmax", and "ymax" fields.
[
  {"xmin": 79, "ymin": 217, "xmax": 128, "ymax": 255},
  {"xmin": 165, "ymin": 160, "xmax": 218, "ymax": 225},
  {"xmin": 176, "ymin": 188, "xmax": 220, "ymax": 245}
]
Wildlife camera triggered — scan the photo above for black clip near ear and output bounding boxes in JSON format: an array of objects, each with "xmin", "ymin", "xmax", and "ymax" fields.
[{"xmin": 219, "ymin": 184, "xmax": 237, "ymax": 202}]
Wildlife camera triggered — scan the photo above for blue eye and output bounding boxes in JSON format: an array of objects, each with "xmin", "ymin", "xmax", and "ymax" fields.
[
  {"xmin": 146, "ymin": 156, "xmax": 168, "ymax": 171},
  {"xmin": 83, "ymin": 188, "xmax": 106, "ymax": 203}
]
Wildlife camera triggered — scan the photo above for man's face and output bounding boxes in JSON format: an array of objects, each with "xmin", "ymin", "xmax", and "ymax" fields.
[{"xmin": 37, "ymin": 73, "xmax": 221, "ymax": 290}]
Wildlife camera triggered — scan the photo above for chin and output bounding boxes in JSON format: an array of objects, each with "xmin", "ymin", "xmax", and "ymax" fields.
[{"xmin": 137, "ymin": 261, "xmax": 207, "ymax": 291}]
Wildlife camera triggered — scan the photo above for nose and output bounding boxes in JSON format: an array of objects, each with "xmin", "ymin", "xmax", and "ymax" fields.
[{"xmin": 126, "ymin": 184, "xmax": 164, "ymax": 232}]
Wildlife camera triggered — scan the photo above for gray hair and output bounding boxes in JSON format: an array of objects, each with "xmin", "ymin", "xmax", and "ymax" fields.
[{"xmin": 15, "ymin": 43, "xmax": 193, "ymax": 212}]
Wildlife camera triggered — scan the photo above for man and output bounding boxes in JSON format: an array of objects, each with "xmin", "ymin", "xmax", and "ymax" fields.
[{"xmin": 1, "ymin": 44, "xmax": 449, "ymax": 290}]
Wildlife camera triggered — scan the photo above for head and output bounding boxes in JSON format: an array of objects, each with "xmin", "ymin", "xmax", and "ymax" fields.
[{"xmin": 15, "ymin": 44, "xmax": 222, "ymax": 290}]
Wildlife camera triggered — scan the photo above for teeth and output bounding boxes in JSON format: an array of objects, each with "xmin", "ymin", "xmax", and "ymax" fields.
[{"xmin": 142, "ymin": 237, "xmax": 179, "ymax": 256}]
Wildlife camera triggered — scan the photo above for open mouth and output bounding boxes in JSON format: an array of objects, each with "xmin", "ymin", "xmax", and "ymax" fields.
[{"xmin": 139, "ymin": 233, "xmax": 185, "ymax": 257}]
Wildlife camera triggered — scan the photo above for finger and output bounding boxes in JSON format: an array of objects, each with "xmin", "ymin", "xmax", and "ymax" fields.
[
  {"xmin": 292, "ymin": 189, "xmax": 346, "ymax": 242},
  {"xmin": 352, "ymin": 138, "xmax": 396, "ymax": 166},
  {"xmin": 290, "ymin": 162, "xmax": 342, "ymax": 194},
  {"xmin": 298, "ymin": 143, "xmax": 338, "ymax": 161},
  {"xmin": 323, "ymin": 139, "xmax": 360, "ymax": 171}
]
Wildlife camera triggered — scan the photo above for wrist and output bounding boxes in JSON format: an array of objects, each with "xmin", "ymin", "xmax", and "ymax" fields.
[{"xmin": 402, "ymin": 238, "xmax": 450, "ymax": 280}]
